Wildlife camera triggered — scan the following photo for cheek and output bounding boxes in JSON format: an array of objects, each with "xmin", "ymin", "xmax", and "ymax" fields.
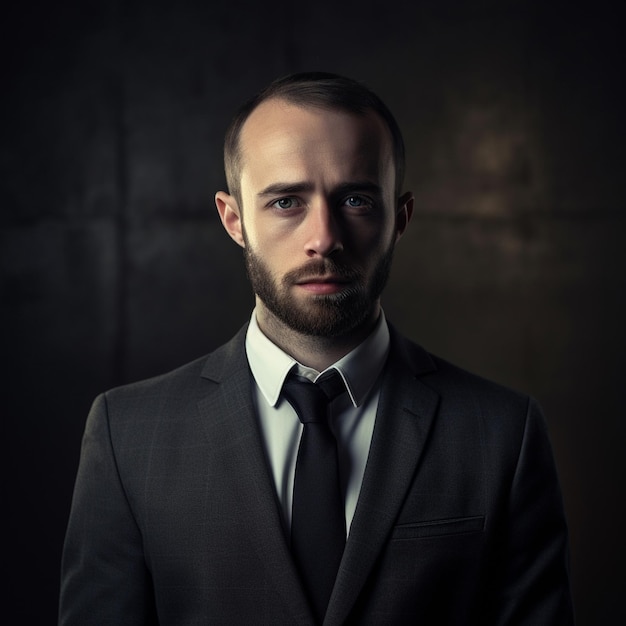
[
  {"xmin": 347, "ymin": 222, "xmax": 395, "ymax": 257},
  {"xmin": 246, "ymin": 230, "xmax": 299, "ymax": 278},
  {"xmin": 242, "ymin": 210, "xmax": 295, "ymax": 248},
  {"xmin": 250, "ymin": 229, "xmax": 301, "ymax": 264}
]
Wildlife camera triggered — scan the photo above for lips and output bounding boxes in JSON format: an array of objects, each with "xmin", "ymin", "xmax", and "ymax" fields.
[
  {"xmin": 295, "ymin": 275, "xmax": 349, "ymax": 285},
  {"xmin": 295, "ymin": 276, "xmax": 351, "ymax": 294}
]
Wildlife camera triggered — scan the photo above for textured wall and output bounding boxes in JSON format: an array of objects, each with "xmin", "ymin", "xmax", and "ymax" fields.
[{"xmin": 3, "ymin": 0, "xmax": 625, "ymax": 623}]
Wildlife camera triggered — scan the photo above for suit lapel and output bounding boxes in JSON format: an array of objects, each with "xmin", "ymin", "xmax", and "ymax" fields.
[
  {"xmin": 197, "ymin": 328, "xmax": 315, "ymax": 626},
  {"xmin": 195, "ymin": 327, "xmax": 440, "ymax": 626},
  {"xmin": 325, "ymin": 330, "xmax": 440, "ymax": 626}
]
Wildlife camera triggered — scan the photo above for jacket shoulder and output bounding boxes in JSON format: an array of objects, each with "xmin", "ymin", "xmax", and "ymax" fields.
[
  {"xmin": 391, "ymin": 327, "xmax": 535, "ymax": 423},
  {"xmin": 101, "ymin": 325, "xmax": 247, "ymax": 411},
  {"xmin": 429, "ymin": 353, "xmax": 530, "ymax": 410}
]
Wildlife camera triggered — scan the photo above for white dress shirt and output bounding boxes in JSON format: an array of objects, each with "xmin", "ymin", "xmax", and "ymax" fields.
[{"xmin": 245, "ymin": 309, "xmax": 390, "ymax": 535}]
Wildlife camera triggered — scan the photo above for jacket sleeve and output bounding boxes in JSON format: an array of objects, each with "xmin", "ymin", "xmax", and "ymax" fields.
[
  {"xmin": 489, "ymin": 398, "xmax": 575, "ymax": 625},
  {"xmin": 59, "ymin": 393, "xmax": 158, "ymax": 625}
]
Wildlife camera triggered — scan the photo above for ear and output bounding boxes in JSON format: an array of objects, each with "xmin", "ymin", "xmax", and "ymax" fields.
[
  {"xmin": 394, "ymin": 191, "xmax": 414, "ymax": 242},
  {"xmin": 215, "ymin": 191, "xmax": 245, "ymax": 248}
]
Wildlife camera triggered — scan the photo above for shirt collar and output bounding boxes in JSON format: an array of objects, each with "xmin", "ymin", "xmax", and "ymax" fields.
[{"xmin": 245, "ymin": 308, "xmax": 390, "ymax": 408}]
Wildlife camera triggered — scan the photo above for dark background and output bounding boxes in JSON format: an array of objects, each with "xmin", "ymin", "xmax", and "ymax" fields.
[{"xmin": 2, "ymin": 0, "xmax": 625, "ymax": 623}]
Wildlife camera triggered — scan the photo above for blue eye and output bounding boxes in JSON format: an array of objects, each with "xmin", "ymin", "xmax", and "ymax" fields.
[
  {"xmin": 345, "ymin": 196, "xmax": 367, "ymax": 208},
  {"xmin": 273, "ymin": 197, "xmax": 298, "ymax": 209}
]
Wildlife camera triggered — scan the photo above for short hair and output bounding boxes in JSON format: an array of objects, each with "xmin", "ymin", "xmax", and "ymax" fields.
[{"xmin": 223, "ymin": 72, "xmax": 406, "ymax": 207}]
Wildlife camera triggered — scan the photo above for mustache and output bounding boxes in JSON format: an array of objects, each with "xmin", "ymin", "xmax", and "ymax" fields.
[{"xmin": 283, "ymin": 260, "xmax": 362, "ymax": 284}]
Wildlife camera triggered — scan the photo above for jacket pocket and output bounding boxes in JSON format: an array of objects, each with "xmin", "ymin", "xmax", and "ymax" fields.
[{"xmin": 392, "ymin": 515, "xmax": 484, "ymax": 540}]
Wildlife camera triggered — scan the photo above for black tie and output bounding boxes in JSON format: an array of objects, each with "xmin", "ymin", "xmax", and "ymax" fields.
[{"xmin": 282, "ymin": 370, "xmax": 347, "ymax": 622}]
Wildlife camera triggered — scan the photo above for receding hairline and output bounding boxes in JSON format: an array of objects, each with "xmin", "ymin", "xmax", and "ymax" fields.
[
  {"xmin": 223, "ymin": 73, "xmax": 406, "ymax": 207},
  {"xmin": 235, "ymin": 97, "xmax": 395, "ymax": 187}
]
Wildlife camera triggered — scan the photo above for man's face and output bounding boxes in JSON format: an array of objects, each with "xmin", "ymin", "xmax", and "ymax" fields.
[{"xmin": 217, "ymin": 98, "xmax": 411, "ymax": 338}]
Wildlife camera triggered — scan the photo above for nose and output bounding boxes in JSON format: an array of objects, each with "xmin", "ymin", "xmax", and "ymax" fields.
[{"xmin": 304, "ymin": 203, "xmax": 343, "ymax": 258}]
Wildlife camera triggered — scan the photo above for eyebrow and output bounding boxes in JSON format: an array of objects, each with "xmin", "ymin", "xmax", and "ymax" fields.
[
  {"xmin": 257, "ymin": 182, "xmax": 314, "ymax": 197},
  {"xmin": 257, "ymin": 181, "xmax": 383, "ymax": 198}
]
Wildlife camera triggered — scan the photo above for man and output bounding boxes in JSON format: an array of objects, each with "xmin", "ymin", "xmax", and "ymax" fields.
[{"xmin": 60, "ymin": 72, "xmax": 574, "ymax": 625}]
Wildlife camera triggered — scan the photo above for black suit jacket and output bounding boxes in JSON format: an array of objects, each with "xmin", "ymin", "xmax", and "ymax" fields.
[{"xmin": 60, "ymin": 325, "xmax": 574, "ymax": 624}]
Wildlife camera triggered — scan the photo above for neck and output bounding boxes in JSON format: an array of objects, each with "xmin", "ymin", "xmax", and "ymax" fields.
[{"xmin": 255, "ymin": 300, "xmax": 380, "ymax": 372}]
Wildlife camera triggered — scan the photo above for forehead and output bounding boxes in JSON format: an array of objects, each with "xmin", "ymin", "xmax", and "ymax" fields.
[{"xmin": 237, "ymin": 99, "xmax": 393, "ymax": 189}]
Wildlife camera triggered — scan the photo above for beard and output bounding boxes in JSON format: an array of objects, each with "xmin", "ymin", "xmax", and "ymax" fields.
[{"xmin": 243, "ymin": 239, "xmax": 395, "ymax": 338}]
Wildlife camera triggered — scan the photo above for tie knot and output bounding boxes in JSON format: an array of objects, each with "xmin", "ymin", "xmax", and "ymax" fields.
[{"xmin": 282, "ymin": 370, "xmax": 346, "ymax": 425}]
